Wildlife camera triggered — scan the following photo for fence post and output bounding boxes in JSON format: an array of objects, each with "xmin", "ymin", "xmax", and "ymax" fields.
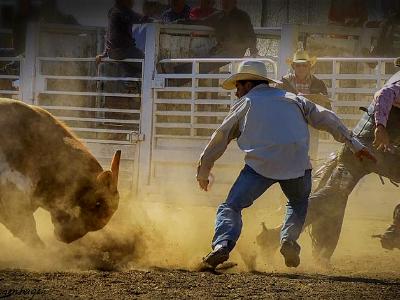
[
  {"xmin": 136, "ymin": 23, "xmax": 160, "ymax": 196},
  {"xmin": 20, "ymin": 22, "xmax": 39, "ymax": 104},
  {"xmin": 278, "ymin": 24, "xmax": 299, "ymax": 78}
]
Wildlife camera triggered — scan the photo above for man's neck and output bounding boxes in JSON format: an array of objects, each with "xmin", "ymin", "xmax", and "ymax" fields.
[{"xmin": 295, "ymin": 75, "xmax": 311, "ymax": 84}]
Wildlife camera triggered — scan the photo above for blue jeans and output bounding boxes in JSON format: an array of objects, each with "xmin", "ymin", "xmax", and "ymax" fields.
[{"xmin": 212, "ymin": 165, "xmax": 312, "ymax": 251}]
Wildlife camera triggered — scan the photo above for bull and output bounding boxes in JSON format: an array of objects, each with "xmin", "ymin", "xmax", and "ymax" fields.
[{"xmin": 0, "ymin": 98, "xmax": 120, "ymax": 245}]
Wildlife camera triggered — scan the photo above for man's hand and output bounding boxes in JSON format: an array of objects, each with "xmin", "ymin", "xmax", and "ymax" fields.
[
  {"xmin": 198, "ymin": 178, "xmax": 210, "ymax": 191},
  {"xmin": 373, "ymin": 124, "xmax": 390, "ymax": 152},
  {"xmin": 96, "ymin": 54, "xmax": 104, "ymax": 65},
  {"xmin": 355, "ymin": 147, "xmax": 377, "ymax": 163}
]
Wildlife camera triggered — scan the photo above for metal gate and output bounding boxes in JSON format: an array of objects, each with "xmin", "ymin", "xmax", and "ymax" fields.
[{"xmin": 34, "ymin": 57, "xmax": 144, "ymax": 197}]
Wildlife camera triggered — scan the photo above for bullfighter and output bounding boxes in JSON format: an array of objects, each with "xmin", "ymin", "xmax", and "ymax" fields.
[{"xmin": 196, "ymin": 60, "xmax": 375, "ymax": 269}]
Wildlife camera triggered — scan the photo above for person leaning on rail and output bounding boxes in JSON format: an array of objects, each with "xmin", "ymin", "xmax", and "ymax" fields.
[
  {"xmin": 196, "ymin": 60, "xmax": 376, "ymax": 269},
  {"xmin": 280, "ymin": 48, "xmax": 328, "ymax": 103}
]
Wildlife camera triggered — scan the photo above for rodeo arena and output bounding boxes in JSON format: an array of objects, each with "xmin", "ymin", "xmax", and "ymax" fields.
[{"xmin": 1, "ymin": 0, "xmax": 400, "ymax": 299}]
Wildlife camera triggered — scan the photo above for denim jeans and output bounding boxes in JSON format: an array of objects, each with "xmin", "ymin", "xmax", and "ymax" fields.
[{"xmin": 212, "ymin": 165, "xmax": 312, "ymax": 251}]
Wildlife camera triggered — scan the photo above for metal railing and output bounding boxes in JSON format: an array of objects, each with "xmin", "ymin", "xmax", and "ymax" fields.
[
  {"xmin": 0, "ymin": 56, "xmax": 22, "ymax": 99},
  {"xmin": 314, "ymin": 57, "xmax": 396, "ymax": 129},
  {"xmin": 35, "ymin": 57, "xmax": 144, "ymax": 145},
  {"xmin": 154, "ymin": 58, "xmax": 278, "ymax": 138}
]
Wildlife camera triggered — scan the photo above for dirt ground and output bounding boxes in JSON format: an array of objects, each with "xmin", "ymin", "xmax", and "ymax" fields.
[
  {"xmin": 0, "ymin": 262, "xmax": 399, "ymax": 299},
  {"xmin": 1, "ymin": 195, "xmax": 400, "ymax": 299}
]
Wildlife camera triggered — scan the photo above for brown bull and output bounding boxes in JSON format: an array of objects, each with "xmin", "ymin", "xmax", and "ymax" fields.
[{"xmin": 0, "ymin": 98, "xmax": 120, "ymax": 245}]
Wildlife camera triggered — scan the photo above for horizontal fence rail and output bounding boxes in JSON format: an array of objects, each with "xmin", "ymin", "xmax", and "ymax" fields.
[
  {"xmin": 154, "ymin": 58, "xmax": 278, "ymax": 138},
  {"xmin": 35, "ymin": 57, "xmax": 144, "ymax": 145},
  {"xmin": 314, "ymin": 57, "xmax": 397, "ymax": 134}
]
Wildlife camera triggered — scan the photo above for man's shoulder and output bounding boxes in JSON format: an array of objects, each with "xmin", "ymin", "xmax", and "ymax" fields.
[
  {"xmin": 231, "ymin": 7, "xmax": 251, "ymax": 18},
  {"xmin": 282, "ymin": 74, "xmax": 295, "ymax": 81}
]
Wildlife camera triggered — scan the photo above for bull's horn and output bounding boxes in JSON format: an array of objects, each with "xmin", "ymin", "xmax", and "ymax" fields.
[{"xmin": 111, "ymin": 150, "xmax": 121, "ymax": 187}]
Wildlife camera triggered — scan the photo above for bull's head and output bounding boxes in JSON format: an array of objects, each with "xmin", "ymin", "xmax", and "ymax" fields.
[{"xmin": 53, "ymin": 151, "xmax": 121, "ymax": 243}]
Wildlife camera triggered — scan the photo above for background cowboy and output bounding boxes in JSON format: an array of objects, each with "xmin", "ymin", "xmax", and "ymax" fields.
[
  {"xmin": 197, "ymin": 60, "xmax": 375, "ymax": 269},
  {"xmin": 281, "ymin": 48, "xmax": 328, "ymax": 98},
  {"xmin": 280, "ymin": 48, "xmax": 330, "ymax": 171}
]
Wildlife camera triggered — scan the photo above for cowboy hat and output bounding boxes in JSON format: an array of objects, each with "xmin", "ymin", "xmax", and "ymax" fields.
[
  {"xmin": 222, "ymin": 60, "xmax": 281, "ymax": 90},
  {"xmin": 286, "ymin": 49, "xmax": 317, "ymax": 66}
]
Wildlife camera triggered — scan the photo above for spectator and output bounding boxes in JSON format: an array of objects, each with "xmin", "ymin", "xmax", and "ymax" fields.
[
  {"xmin": 183, "ymin": 0, "xmax": 257, "ymax": 58},
  {"xmin": 329, "ymin": 0, "xmax": 368, "ymax": 27},
  {"xmin": 161, "ymin": 0, "xmax": 191, "ymax": 23},
  {"xmin": 132, "ymin": 1, "xmax": 166, "ymax": 53},
  {"xmin": 370, "ymin": 10, "xmax": 400, "ymax": 58},
  {"xmin": 96, "ymin": 0, "xmax": 148, "ymax": 65},
  {"xmin": 281, "ymin": 49, "xmax": 327, "ymax": 97},
  {"xmin": 190, "ymin": 0, "xmax": 215, "ymax": 20},
  {"xmin": 40, "ymin": 0, "xmax": 78, "ymax": 25}
]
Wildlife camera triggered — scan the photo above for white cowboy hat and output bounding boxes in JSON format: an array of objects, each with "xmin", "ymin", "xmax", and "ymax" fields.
[
  {"xmin": 286, "ymin": 49, "xmax": 317, "ymax": 66},
  {"xmin": 222, "ymin": 60, "xmax": 281, "ymax": 90}
]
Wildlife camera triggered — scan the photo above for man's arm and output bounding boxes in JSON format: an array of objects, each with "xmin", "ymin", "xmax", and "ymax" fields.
[
  {"xmin": 239, "ymin": 12, "xmax": 257, "ymax": 56},
  {"xmin": 373, "ymin": 82, "xmax": 400, "ymax": 151},
  {"xmin": 294, "ymin": 96, "xmax": 369, "ymax": 155},
  {"xmin": 197, "ymin": 99, "xmax": 249, "ymax": 186},
  {"xmin": 374, "ymin": 82, "xmax": 400, "ymax": 127}
]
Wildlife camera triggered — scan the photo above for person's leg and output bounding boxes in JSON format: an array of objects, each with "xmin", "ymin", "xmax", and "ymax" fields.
[
  {"xmin": 213, "ymin": 165, "xmax": 276, "ymax": 249},
  {"xmin": 204, "ymin": 165, "xmax": 275, "ymax": 268},
  {"xmin": 308, "ymin": 151, "xmax": 366, "ymax": 263},
  {"xmin": 279, "ymin": 170, "xmax": 312, "ymax": 243},
  {"xmin": 278, "ymin": 169, "xmax": 312, "ymax": 267}
]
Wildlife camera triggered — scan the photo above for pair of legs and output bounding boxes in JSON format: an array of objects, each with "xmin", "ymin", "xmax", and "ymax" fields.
[
  {"xmin": 207, "ymin": 165, "xmax": 311, "ymax": 267},
  {"xmin": 258, "ymin": 142, "xmax": 400, "ymax": 263}
]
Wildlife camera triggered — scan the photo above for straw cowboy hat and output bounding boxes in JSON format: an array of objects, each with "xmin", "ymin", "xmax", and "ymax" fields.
[
  {"xmin": 222, "ymin": 60, "xmax": 281, "ymax": 90},
  {"xmin": 286, "ymin": 49, "xmax": 317, "ymax": 66}
]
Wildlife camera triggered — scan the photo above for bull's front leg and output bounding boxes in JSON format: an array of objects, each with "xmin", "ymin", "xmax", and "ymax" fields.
[{"xmin": 0, "ymin": 186, "xmax": 44, "ymax": 248}]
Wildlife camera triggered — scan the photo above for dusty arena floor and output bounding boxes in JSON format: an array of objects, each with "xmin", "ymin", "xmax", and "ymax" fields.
[
  {"xmin": 1, "ymin": 199, "xmax": 400, "ymax": 299},
  {"xmin": 0, "ymin": 264, "xmax": 400, "ymax": 299}
]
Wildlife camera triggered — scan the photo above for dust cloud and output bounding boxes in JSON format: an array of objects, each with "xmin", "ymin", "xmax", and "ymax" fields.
[{"xmin": 0, "ymin": 172, "xmax": 399, "ymax": 278}]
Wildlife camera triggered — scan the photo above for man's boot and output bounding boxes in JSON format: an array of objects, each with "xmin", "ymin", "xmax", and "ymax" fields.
[
  {"xmin": 280, "ymin": 240, "xmax": 301, "ymax": 268},
  {"xmin": 202, "ymin": 243, "xmax": 230, "ymax": 269}
]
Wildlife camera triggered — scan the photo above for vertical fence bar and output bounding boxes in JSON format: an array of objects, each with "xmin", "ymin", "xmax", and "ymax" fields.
[
  {"xmin": 20, "ymin": 22, "xmax": 39, "ymax": 104},
  {"xmin": 137, "ymin": 24, "xmax": 160, "ymax": 192}
]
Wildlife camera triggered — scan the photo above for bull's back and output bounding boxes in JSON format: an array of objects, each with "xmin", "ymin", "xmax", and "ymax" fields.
[{"xmin": 0, "ymin": 98, "xmax": 102, "ymax": 182}]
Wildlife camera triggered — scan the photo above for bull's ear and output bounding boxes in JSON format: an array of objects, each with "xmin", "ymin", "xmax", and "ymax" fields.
[
  {"xmin": 110, "ymin": 150, "xmax": 121, "ymax": 188},
  {"xmin": 97, "ymin": 171, "xmax": 113, "ymax": 190}
]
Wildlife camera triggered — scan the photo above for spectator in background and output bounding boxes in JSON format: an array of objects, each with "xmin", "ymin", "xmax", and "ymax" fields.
[
  {"xmin": 370, "ymin": 9, "xmax": 400, "ymax": 58},
  {"xmin": 281, "ymin": 49, "xmax": 327, "ymax": 97},
  {"xmin": 329, "ymin": 0, "xmax": 368, "ymax": 27},
  {"xmin": 190, "ymin": 0, "xmax": 215, "ymax": 20},
  {"xmin": 161, "ymin": 0, "xmax": 191, "ymax": 23},
  {"xmin": 133, "ymin": 1, "xmax": 167, "ymax": 53},
  {"xmin": 185, "ymin": 0, "xmax": 257, "ymax": 57},
  {"xmin": 40, "ymin": 0, "xmax": 78, "ymax": 25},
  {"xmin": 96, "ymin": 0, "xmax": 148, "ymax": 65}
]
